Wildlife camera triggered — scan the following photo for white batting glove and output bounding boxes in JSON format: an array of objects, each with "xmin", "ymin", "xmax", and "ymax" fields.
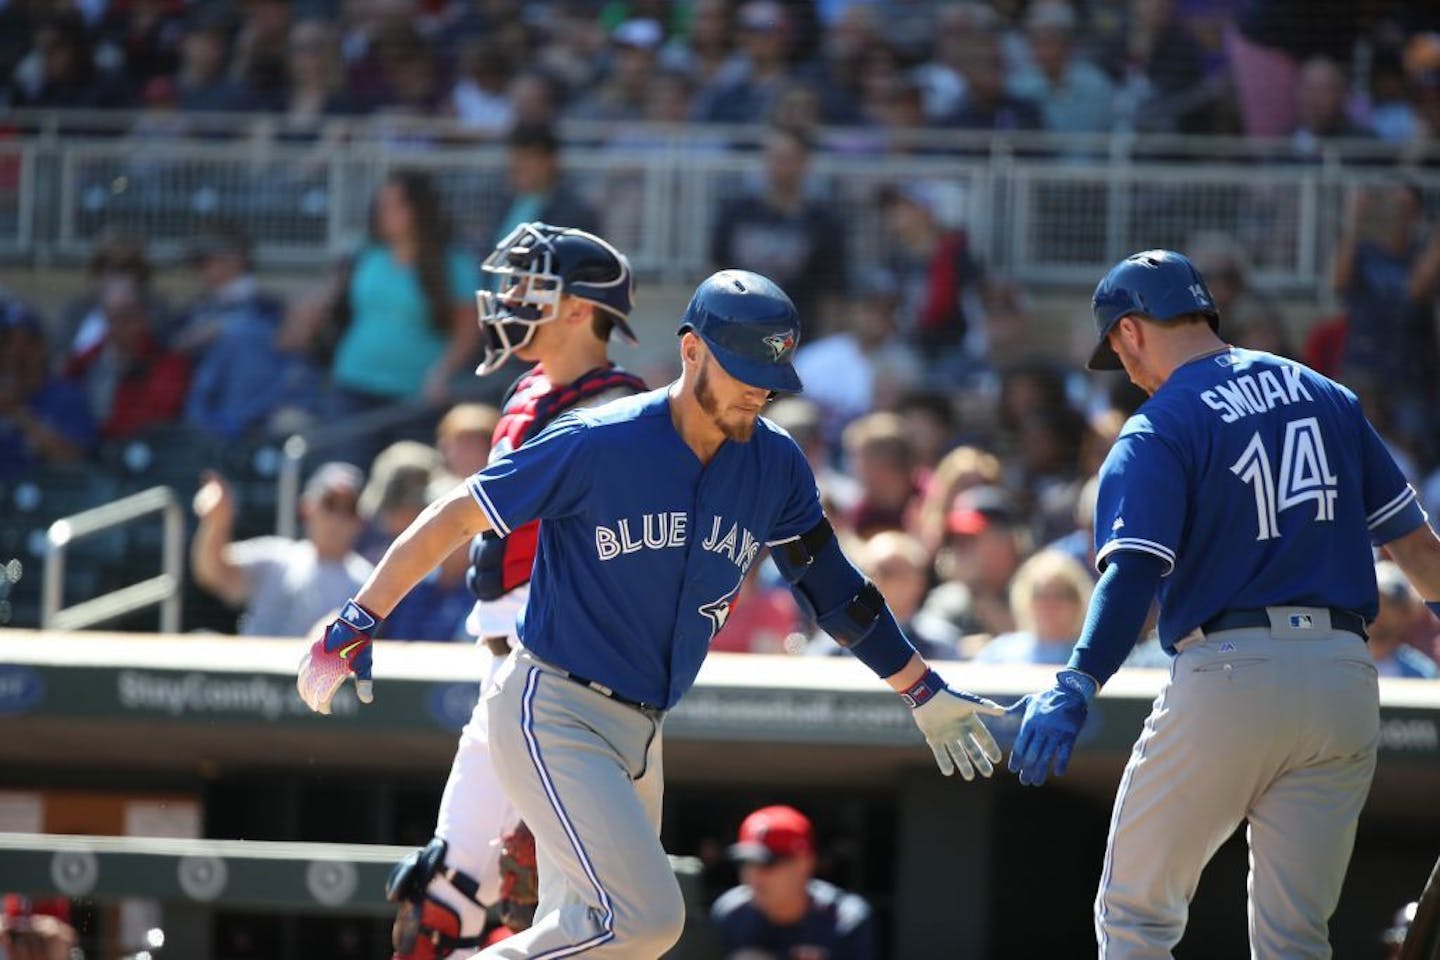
[{"xmin": 901, "ymin": 669, "xmax": 1005, "ymax": 780}]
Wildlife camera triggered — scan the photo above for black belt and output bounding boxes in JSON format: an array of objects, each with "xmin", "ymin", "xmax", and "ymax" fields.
[
  {"xmin": 1201, "ymin": 607, "xmax": 1367, "ymax": 641},
  {"xmin": 559, "ymin": 670, "xmax": 665, "ymax": 716}
]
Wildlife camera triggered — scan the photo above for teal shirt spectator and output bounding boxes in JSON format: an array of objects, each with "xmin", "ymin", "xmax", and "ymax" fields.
[
  {"xmin": 1009, "ymin": 60, "xmax": 1116, "ymax": 134},
  {"xmin": 332, "ymin": 245, "xmax": 479, "ymax": 398}
]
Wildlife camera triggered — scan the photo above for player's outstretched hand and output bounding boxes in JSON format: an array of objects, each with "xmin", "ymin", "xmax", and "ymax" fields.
[
  {"xmin": 1008, "ymin": 669, "xmax": 1097, "ymax": 787},
  {"xmin": 297, "ymin": 599, "xmax": 381, "ymax": 714},
  {"xmin": 901, "ymin": 669, "xmax": 1004, "ymax": 780}
]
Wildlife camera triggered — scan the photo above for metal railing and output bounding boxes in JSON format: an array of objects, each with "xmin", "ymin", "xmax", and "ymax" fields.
[
  {"xmin": 6, "ymin": 112, "xmax": 1440, "ymax": 291},
  {"xmin": 43, "ymin": 486, "xmax": 184, "ymax": 633}
]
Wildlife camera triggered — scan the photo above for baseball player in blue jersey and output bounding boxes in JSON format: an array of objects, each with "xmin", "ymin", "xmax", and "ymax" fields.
[
  {"xmin": 298, "ymin": 269, "xmax": 1004, "ymax": 957},
  {"xmin": 384, "ymin": 223, "xmax": 649, "ymax": 959},
  {"xmin": 1007, "ymin": 249, "xmax": 1440, "ymax": 959}
]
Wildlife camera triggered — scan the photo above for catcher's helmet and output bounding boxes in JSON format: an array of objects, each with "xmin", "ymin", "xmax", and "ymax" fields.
[
  {"xmin": 476, "ymin": 222, "xmax": 636, "ymax": 376},
  {"xmin": 678, "ymin": 269, "xmax": 802, "ymax": 393},
  {"xmin": 1088, "ymin": 249, "xmax": 1220, "ymax": 371}
]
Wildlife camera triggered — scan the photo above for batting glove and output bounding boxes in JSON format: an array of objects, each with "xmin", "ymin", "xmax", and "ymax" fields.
[
  {"xmin": 297, "ymin": 599, "xmax": 380, "ymax": 714},
  {"xmin": 902, "ymin": 669, "xmax": 1005, "ymax": 780},
  {"xmin": 1008, "ymin": 669, "xmax": 1097, "ymax": 787}
]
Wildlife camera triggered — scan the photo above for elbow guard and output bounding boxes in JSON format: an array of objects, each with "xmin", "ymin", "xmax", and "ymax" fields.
[{"xmin": 777, "ymin": 519, "xmax": 915, "ymax": 677}]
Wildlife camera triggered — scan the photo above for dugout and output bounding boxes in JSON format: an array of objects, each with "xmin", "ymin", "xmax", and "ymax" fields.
[{"xmin": 0, "ymin": 631, "xmax": 1436, "ymax": 959}]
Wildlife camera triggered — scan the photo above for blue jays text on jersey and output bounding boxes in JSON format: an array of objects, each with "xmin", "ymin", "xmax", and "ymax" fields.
[
  {"xmin": 1093, "ymin": 347, "xmax": 1425, "ymax": 651},
  {"xmin": 465, "ymin": 388, "xmax": 824, "ymax": 708}
]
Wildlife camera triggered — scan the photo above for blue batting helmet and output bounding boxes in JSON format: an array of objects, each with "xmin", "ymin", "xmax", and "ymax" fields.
[
  {"xmin": 678, "ymin": 270, "xmax": 803, "ymax": 393},
  {"xmin": 1088, "ymin": 249, "xmax": 1220, "ymax": 370},
  {"xmin": 476, "ymin": 222, "xmax": 636, "ymax": 375}
]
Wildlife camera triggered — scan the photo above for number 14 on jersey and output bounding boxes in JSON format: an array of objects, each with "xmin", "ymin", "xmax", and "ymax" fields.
[{"xmin": 1230, "ymin": 416, "xmax": 1338, "ymax": 541}]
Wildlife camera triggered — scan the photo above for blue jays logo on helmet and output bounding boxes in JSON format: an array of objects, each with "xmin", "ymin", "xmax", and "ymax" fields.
[
  {"xmin": 762, "ymin": 330, "xmax": 796, "ymax": 362},
  {"xmin": 679, "ymin": 270, "xmax": 803, "ymax": 393},
  {"xmin": 476, "ymin": 222, "xmax": 637, "ymax": 376},
  {"xmin": 1087, "ymin": 249, "xmax": 1221, "ymax": 370}
]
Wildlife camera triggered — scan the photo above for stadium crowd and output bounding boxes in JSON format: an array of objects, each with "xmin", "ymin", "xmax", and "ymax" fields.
[
  {"xmin": 0, "ymin": 0, "xmax": 1438, "ymax": 151},
  {"xmin": 4, "ymin": 159, "xmax": 1440, "ymax": 676}
]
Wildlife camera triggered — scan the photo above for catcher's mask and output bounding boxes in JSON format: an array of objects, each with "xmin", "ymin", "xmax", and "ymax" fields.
[{"xmin": 475, "ymin": 222, "xmax": 636, "ymax": 376}]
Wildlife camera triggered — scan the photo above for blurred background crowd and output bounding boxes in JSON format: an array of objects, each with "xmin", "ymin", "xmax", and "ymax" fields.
[
  {"xmin": 1, "ymin": 0, "xmax": 1439, "ymax": 146},
  {"xmin": 3, "ymin": 0, "xmax": 1440, "ymax": 677},
  {"xmin": 3, "ymin": 4, "xmax": 1440, "ymax": 955}
]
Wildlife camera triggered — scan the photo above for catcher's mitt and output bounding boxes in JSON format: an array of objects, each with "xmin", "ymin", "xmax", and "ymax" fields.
[{"xmin": 498, "ymin": 822, "xmax": 539, "ymax": 932}]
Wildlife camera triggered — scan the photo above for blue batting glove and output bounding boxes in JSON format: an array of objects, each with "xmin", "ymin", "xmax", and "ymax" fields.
[
  {"xmin": 1007, "ymin": 669, "xmax": 1097, "ymax": 787},
  {"xmin": 297, "ymin": 599, "xmax": 380, "ymax": 714}
]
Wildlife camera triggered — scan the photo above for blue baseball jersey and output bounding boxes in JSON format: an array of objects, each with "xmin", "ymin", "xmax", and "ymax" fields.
[
  {"xmin": 1093, "ymin": 348, "xmax": 1425, "ymax": 651},
  {"xmin": 466, "ymin": 388, "xmax": 824, "ymax": 708}
]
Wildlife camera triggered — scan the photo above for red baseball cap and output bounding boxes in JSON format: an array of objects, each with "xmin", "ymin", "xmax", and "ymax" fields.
[
  {"xmin": 946, "ymin": 485, "xmax": 1017, "ymax": 536},
  {"xmin": 728, "ymin": 805, "xmax": 813, "ymax": 864}
]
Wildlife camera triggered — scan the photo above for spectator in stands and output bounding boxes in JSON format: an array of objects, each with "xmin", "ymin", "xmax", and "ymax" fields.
[
  {"xmin": 0, "ymin": 301, "xmax": 95, "ymax": 479},
  {"xmin": 484, "ymin": 124, "xmax": 599, "ymax": 251},
  {"xmin": 1330, "ymin": 181, "xmax": 1440, "ymax": 445},
  {"xmin": 64, "ymin": 279, "xmax": 190, "ymax": 441},
  {"xmin": 661, "ymin": 0, "xmax": 734, "ymax": 90},
  {"xmin": 694, "ymin": 0, "xmax": 796, "ymax": 124},
  {"xmin": 276, "ymin": 19, "xmax": 357, "ymax": 141},
  {"xmin": 876, "ymin": 183, "xmax": 987, "ymax": 377},
  {"xmin": 230, "ymin": 0, "xmax": 293, "ymax": 110},
  {"xmin": 765, "ymin": 397, "xmax": 860, "ymax": 516},
  {"xmin": 792, "ymin": 272, "xmax": 923, "ymax": 440},
  {"xmin": 57, "ymin": 230, "xmax": 166, "ymax": 362},
  {"xmin": 974, "ymin": 549, "xmax": 1093, "ymax": 664},
  {"xmin": 1190, "ymin": 233, "xmax": 1291, "ymax": 355},
  {"xmin": 896, "ymin": 390, "xmax": 959, "ymax": 472},
  {"xmin": 913, "ymin": 3, "xmax": 999, "ymax": 122},
  {"xmin": 533, "ymin": 3, "xmax": 607, "ymax": 101},
  {"xmin": 0, "ymin": 894, "xmax": 78, "ymax": 960},
  {"xmin": 568, "ymin": 18, "xmax": 662, "ymax": 122},
  {"xmin": 917, "ymin": 444, "xmax": 1003, "ymax": 559},
  {"xmin": 506, "ymin": 70, "xmax": 563, "ymax": 130},
  {"xmin": 1225, "ymin": 0, "xmax": 1360, "ymax": 138},
  {"xmin": 175, "ymin": 7, "xmax": 245, "ymax": 112},
  {"xmin": 382, "ymin": 475, "xmax": 474, "ymax": 642},
  {"xmin": 180, "ymin": 225, "xmax": 317, "ymax": 441},
  {"xmin": 1403, "ymin": 33, "xmax": 1440, "ymax": 157},
  {"xmin": 449, "ymin": 36, "xmax": 515, "ymax": 135},
  {"xmin": 922, "ymin": 484, "xmax": 1027, "ymax": 637},
  {"xmin": 945, "ymin": 30, "xmax": 1041, "ymax": 130},
  {"xmin": 1290, "ymin": 56, "xmax": 1372, "ymax": 158},
  {"xmin": 325, "ymin": 169, "xmax": 480, "ymax": 461},
  {"xmin": 191, "ymin": 462, "xmax": 372, "ymax": 638},
  {"xmin": 356, "ymin": 440, "xmax": 445, "ymax": 565},
  {"xmin": 1009, "ymin": 1, "xmax": 1115, "ymax": 133},
  {"xmin": 841, "ymin": 412, "xmax": 920, "ymax": 540},
  {"xmin": 1012, "ymin": 406, "xmax": 1087, "ymax": 542},
  {"xmin": 712, "ymin": 805, "xmax": 878, "ymax": 960},
  {"xmin": 436, "ymin": 403, "xmax": 500, "ymax": 478},
  {"xmin": 710, "ymin": 125, "xmax": 848, "ymax": 341},
  {"xmin": 12, "ymin": 11, "xmax": 128, "ymax": 109},
  {"xmin": 809, "ymin": 531, "xmax": 961, "ymax": 660},
  {"xmin": 1046, "ymin": 473, "xmax": 1099, "ymax": 576},
  {"xmin": 1371, "ymin": 561, "xmax": 1440, "ymax": 679},
  {"xmin": 371, "ymin": 25, "xmax": 443, "ymax": 118},
  {"xmin": 1100, "ymin": 0, "xmax": 1215, "ymax": 134}
]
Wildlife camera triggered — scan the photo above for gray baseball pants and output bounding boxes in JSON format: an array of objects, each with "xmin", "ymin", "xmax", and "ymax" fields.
[
  {"xmin": 475, "ymin": 649, "xmax": 684, "ymax": 958},
  {"xmin": 1096, "ymin": 607, "xmax": 1380, "ymax": 959}
]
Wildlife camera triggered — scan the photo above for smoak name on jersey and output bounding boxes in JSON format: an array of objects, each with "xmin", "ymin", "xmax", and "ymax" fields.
[
  {"xmin": 1094, "ymin": 348, "xmax": 1425, "ymax": 651},
  {"xmin": 466, "ymin": 388, "xmax": 824, "ymax": 708}
]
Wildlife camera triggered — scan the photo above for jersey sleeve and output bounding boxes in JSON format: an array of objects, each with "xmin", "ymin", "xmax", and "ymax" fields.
[
  {"xmin": 1093, "ymin": 418, "xmax": 1187, "ymax": 576},
  {"xmin": 1358, "ymin": 416, "xmax": 1426, "ymax": 544},
  {"xmin": 467, "ymin": 413, "xmax": 591, "ymax": 536},
  {"xmin": 765, "ymin": 433, "xmax": 825, "ymax": 546}
]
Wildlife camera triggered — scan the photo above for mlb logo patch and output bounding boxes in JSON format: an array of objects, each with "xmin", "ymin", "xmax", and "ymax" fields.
[
  {"xmin": 1289, "ymin": 614, "xmax": 1314, "ymax": 629},
  {"xmin": 1214, "ymin": 353, "xmax": 1237, "ymax": 367}
]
